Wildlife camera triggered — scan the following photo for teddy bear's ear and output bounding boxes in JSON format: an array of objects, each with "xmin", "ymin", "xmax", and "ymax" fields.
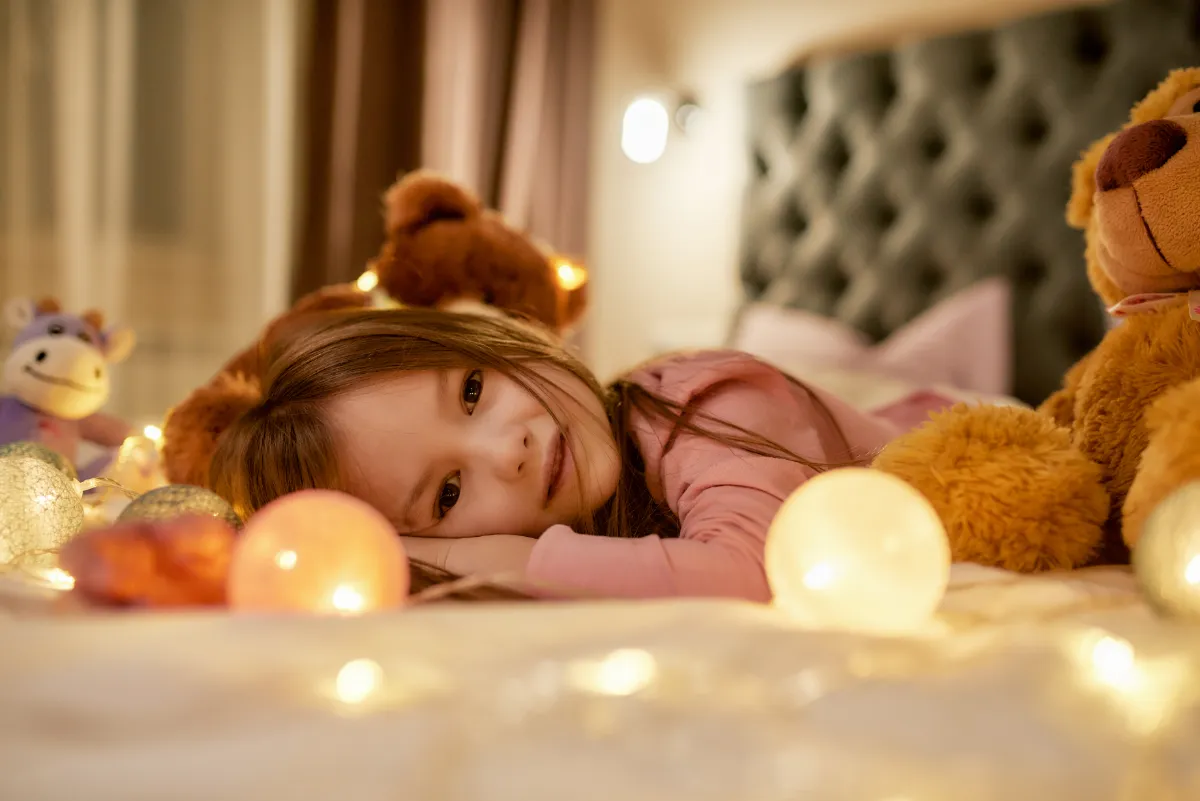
[
  {"xmin": 1129, "ymin": 67, "xmax": 1200, "ymax": 124},
  {"xmin": 1066, "ymin": 134, "xmax": 1114, "ymax": 230},
  {"xmin": 382, "ymin": 170, "xmax": 482, "ymax": 234}
]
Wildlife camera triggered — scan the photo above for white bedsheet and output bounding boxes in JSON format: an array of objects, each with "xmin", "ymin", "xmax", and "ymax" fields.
[{"xmin": 0, "ymin": 564, "xmax": 1197, "ymax": 801}]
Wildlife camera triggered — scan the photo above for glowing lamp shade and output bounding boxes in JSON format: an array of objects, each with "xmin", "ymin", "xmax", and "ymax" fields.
[
  {"xmin": 765, "ymin": 468, "xmax": 951, "ymax": 635},
  {"xmin": 621, "ymin": 97, "xmax": 670, "ymax": 164},
  {"xmin": 228, "ymin": 490, "xmax": 409, "ymax": 614}
]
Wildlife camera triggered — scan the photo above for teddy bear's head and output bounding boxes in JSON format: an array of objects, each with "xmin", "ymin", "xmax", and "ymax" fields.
[
  {"xmin": 369, "ymin": 171, "xmax": 588, "ymax": 331},
  {"xmin": 1067, "ymin": 68, "xmax": 1200, "ymax": 308}
]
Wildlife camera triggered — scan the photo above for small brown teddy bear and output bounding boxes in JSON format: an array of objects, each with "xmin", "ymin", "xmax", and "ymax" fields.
[
  {"xmin": 874, "ymin": 68, "xmax": 1200, "ymax": 572},
  {"xmin": 160, "ymin": 170, "xmax": 587, "ymax": 488}
]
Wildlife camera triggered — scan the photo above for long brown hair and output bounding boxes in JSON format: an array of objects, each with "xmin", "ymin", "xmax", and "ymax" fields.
[{"xmin": 209, "ymin": 308, "xmax": 854, "ymax": 599}]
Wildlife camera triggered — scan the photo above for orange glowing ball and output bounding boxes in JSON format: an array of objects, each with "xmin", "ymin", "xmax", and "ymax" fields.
[{"xmin": 227, "ymin": 490, "xmax": 409, "ymax": 614}]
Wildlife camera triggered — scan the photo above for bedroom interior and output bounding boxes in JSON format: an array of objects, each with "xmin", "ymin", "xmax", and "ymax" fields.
[{"xmin": 4, "ymin": 0, "xmax": 1200, "ymax": 797}]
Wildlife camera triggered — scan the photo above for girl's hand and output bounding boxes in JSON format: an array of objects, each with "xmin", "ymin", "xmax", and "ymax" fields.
[{"xmin": 399, "ymin": 534, "xmax": 536, "ymax": 580}]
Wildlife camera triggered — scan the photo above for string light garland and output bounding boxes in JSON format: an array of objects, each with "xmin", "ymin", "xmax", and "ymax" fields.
[
  {"xmin": 1134, "ymin": 481, "xmax": 1200, "ymax": 620},
  {"xmin": 764, "ymin": 467, "xmax": 951, "ymax": 635},
  {"xmin": 104, "ymin": 425, "xmax": 168, "ymax": 496},
  {"xmin": 117, "ymin": 484, "xmax": 242, "ymax": 529},
  {"xmin": 0, "ymin": 455, "xmax": 86, "ymax": 567},
  {"xmin": 227, "ymin": 489, "xmax": 409, "ymax": 614},
  {"xmin": 0, "ymin": 441, "xmax": 78, "ymax": 481}
]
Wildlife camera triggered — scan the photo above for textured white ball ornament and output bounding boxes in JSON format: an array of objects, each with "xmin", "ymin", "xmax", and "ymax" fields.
[
  {"xmin": 1133, "ymin": 481, "xmax": 1200, "ymax": 619},
  {"xmin": 765, "ymin": 467, "xmax": 951, "ymax": 635},
  {"xmin": 0, "ymin": 455, "xmax": 85, "ymax": 567}
]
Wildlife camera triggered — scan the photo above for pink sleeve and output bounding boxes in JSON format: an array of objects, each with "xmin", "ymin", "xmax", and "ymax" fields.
[{"xmin": 526, "ymin": 352, "xmax": 901, "ymax": 601}]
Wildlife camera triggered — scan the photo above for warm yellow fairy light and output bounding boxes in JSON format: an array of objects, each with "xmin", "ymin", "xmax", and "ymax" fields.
[
  {"xmin": 1089, "ymin": 635, "xmax": 1136, "ymax": 691},
  {"xmin": 1133, "ymin": 481, "xmax": 1200, "ymax": 619},
  {"xmin": 143, "ymin": 424, "xmax": 163, "ymax": 442},
  {"xmin": 331, "ymin": 584, "xmax": 366, "ymax": 614},
  {"xmin": 335, "ymin": 658, "xmax": 383, "ymax": 705},
  {"xmin": 1072, "ymin": 629, "xmax": 1189, "ymax": 735},
  {"xmin": 567, "ymin": 648, "xmax": 658, "ymax": 697},
  {"xmin": 44, "ymin": 567, "xmax": 75, "ymax": 590},
  {"xmin": 764, "ymin": 468, "xmax": 951, "ymax": 635},
  {"xmin": 554, "ymin": 260, "xmax": 588, "ymax": 291},
  {"xmin": 275, "ymin": 549, "xmax": 297, "ymax": 570},
  {"xmin": 355, "ymin": 270, "xmax": 379, "ymax": 292}
]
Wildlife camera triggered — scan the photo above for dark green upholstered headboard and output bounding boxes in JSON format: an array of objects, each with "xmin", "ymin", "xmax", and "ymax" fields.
[{"xmin": 738, "ymin": 0, "xmax": 1200, "ymax": 405}]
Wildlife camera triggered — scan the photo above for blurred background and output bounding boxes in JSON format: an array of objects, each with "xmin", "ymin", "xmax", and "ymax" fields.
[{"xmin": 0, "ymin": 0, "xmax": 1131, "ymax": 426}]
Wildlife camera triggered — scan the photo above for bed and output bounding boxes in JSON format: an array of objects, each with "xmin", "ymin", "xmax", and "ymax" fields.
[{"xmin": 4, "ymin": 2, "xmax": 1200, "ymax": 799}]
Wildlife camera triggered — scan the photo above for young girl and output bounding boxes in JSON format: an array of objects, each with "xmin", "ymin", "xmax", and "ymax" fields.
[{"xmin": 210, "ymin": 308, "xmax": 927, "ymax": 601}]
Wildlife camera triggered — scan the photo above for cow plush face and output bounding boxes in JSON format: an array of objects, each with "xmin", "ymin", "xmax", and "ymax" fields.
[{"xmin": 2, "ymin": 298, "xmax": 136, "ymax": 420}]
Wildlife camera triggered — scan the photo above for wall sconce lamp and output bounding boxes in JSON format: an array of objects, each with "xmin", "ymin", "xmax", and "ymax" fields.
[{"xmin": 620, "ymin": 91, "xmax": 703, "ymax": 165}]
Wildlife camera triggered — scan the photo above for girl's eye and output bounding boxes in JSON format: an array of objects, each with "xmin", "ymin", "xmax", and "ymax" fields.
[
  {"xmin": 436, "ymin": 474, "xmax": 461, "ymax": 517},
  {"xmin": 461, "ymin": 369, "xmax": 484, "ymax": 413}
]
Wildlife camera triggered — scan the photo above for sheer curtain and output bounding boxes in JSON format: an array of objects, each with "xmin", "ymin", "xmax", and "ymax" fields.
[{"xmin": 0, "ymin": 0, "xmax": 308, "ymax": 426}]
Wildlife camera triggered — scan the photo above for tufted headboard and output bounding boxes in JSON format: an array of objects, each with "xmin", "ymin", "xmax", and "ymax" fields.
[{"xmin": 738, "ymin": 0, "xmax": 1200, "ymax": 405}]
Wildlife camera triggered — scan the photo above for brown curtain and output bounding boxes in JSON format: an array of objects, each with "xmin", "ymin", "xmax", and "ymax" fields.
[
  {"xmin": 293, "ymin": 0, "xmax": 426, "ymax": 299},
  {"xmin": 422, "ymin": 0, "xmax": 595, "ymax": 259}
]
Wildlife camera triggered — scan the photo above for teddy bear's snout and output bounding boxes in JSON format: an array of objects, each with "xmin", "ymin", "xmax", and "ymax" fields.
[{"xmin": 1096, "ymin": 119, "xmax": 1187, "ymax": 191}]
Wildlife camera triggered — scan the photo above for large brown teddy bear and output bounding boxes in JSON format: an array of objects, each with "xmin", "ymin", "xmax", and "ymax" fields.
[
  {"xmin": 874, "ymin": 68, "xmax": 1200, "ymax": 572},
  {"xmin": 160, "ymin": 170, "xmax": 587, "ymax": 488}
]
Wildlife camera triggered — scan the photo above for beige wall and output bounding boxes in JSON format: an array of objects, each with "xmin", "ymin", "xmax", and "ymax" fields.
[{"xmin": 585, "ymin": 0, "xmax": 1100, "ymax": 380}]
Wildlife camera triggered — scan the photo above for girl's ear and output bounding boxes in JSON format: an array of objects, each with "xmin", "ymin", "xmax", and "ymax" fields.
[
  {"xmin": 4, "ymin": 297, "xmax": 35, "ymax": 331},
  {"xmin": 104, "ymin": 326, "xmax": 137, "ymax": 364}
]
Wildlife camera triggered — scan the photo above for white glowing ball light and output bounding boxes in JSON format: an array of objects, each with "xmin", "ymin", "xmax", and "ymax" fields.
[
  {"xmin": 765, "ymin": 468, "xmax": 951, "ymax": 635},
  {"xmin": 621, "ymin": 97, "xmax": 670, "ymax": 164},
  {"xmin": 228, "ymin": 489, "xmax": 410, "ymax": 614},
  {"xmin": 1133, "ymin": 481, "xmax": 1200, "ymax": 619},
  {"xmin": 0, "ymin": 455, "xmax": 86, "ymax": 567}
]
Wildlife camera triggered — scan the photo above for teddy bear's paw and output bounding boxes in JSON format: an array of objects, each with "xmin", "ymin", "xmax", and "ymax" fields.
[
  {"xmin": 1123, "ymin": 377, "xmax": 1200, "ymax": 548},
  {"xmin": 873, "ymin": 404, "xmax": 1109, "ymax": 572}
]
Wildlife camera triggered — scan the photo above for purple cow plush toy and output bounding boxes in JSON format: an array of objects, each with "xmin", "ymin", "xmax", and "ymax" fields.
[{"xmin": 1, "ymin": 297, "xmax": 135, "ymax": 480}]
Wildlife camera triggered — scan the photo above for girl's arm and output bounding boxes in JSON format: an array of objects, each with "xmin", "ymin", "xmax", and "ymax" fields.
[{"xmin": 525, "ymin": 355, "xmax": 898, "ymax": 601}]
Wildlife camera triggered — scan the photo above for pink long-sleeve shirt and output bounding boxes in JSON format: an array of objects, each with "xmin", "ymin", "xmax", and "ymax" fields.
[{"xmin": 525, "ymin": 350, "xmax": 945, "ymax": 602}]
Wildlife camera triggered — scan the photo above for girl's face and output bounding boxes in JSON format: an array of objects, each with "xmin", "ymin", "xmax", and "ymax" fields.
[{"xmin": 327, "ymin": 364, "xmax": 621, "ymax": 538}]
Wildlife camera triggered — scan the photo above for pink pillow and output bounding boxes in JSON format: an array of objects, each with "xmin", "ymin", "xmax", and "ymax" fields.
[{"xmin": 732, "ymin": 278, "xmax": 1011, "ymax": 395}]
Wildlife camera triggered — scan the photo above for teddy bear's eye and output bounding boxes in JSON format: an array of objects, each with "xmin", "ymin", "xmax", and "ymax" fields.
[{"xmin": 47, "ymin": 323, "xmax": 64, "ymax": 335}]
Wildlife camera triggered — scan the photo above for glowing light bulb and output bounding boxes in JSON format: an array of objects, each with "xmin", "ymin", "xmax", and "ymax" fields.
[
  {"xmin": 764, "ymin": 468, "xmax": 950, "ymax": 635},
  {"xmin": 1133, "ymin": 481, "xmax": 1200, "ymax": 619},
  {"xmin": 355, "ymin": 270, "xmax": 379, "ymax": 292},
  {"xmin": 0, "ymin": 456, "xmax": 85, "ymax": 567},
  {"xmin": 331, "ymin": 584, "xmax": 366, "ymax": 613},
  {"xmin": 143, "ymin": 424, "xmax": 163, "ymax": 442},
  {"xmin": 555, "ymin": 260, "xmax": 588, "ymax": 291},
  {"xmin": 227, "ymin": 490, "xmax": 409, "ymax": 614},
  {"xmin": 567, "ymin": 649, "xmax": 658, "ymax": 696},
  {"xmin": 1089, "ymin": 634, "xmax": 1136, "ymax": 690},
  {"xmin": 41, "ymin": 567, "xmax": 76, "ymax": 590},
  {"xmin": 335, "ymin": 658, "xmax": 383, "ymax": 705},
  {"xmin": 621, "ymin": 97, "xmax": 669, "ymax": 164}
]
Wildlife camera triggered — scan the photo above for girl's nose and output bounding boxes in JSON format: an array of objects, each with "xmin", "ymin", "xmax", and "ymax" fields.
[{"xmin": 483, "ymin": 427, "xmax": 531, "ymax": 481}]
